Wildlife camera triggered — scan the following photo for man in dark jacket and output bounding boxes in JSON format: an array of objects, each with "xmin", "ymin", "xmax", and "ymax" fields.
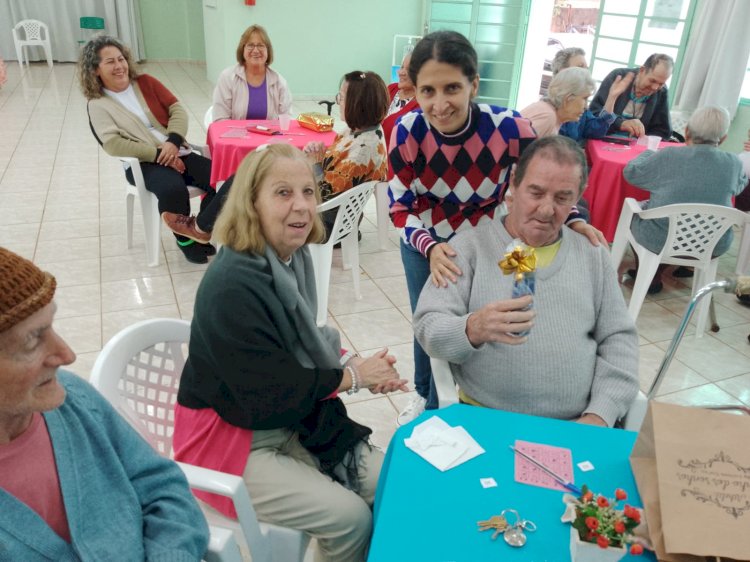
[{"xmin": 590, "ymin": 53, "xmax": 673, "ymax": 140}]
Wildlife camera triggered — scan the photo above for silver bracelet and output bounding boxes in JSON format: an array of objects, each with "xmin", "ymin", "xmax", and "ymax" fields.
[{"xmin": 345, "ymin": 364, "xmax": 360, "ymax": 395}]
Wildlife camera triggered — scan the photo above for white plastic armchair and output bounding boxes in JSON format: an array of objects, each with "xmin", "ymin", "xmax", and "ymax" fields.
[
  {"xmin": 610, "ymin": 198, "xmax": 749, "ymax": 336},
  {"xmin": 12, "ymin": 20, "xmax": 53, "ymax": 68},
  {"xmin": 430, "ymin": 357, "xmax": 459, "ymax": 408},
  {"xmin": 203, "ymin": 106, "xmax": 214, "ymax": 130},
  {"xmin": 430, "ymin": 357, "xmax": 648, "ymax": 430},
  {"xmin": 308, "ymin": 181, "xmax": 377, "ymax": 326},
  {"xmin": 374, "ymin": 181, "xmax": 391, "ymax": 250},
  {"xmin": 119, "ymin": 145, "xmax": 207, "ymax": 267},
  {"xmin": 90, "ymin": 318, "xmax": 309, "ymax": 562},
  {"xmin": 622, "ymin": 391, "xmax": 649, "ymax": 432},
  {"xmin": 737, "ymin": 218, "xmax": 750, "ymax": 276}
]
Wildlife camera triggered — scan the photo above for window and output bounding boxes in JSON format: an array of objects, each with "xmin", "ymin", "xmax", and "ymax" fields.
[
  {"xmin": 427, "ymin": 0, "xmax": 530, "ymax": 108},
  {"xmin": 741, "ymin": 54, "xmax": 750, "ymax": 105},
  {"xmin": 590, "ymin": 0, "xmax": 698, "ymax": 103}
]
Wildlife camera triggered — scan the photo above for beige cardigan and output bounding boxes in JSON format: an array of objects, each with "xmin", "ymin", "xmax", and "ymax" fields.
[
  {"xmin": 88, "ymin": 78, "xmax": 189, "ymax": 162},
  {"xmin": 212, "ymin": 64, "xmax": 292, "ymax": 121}
]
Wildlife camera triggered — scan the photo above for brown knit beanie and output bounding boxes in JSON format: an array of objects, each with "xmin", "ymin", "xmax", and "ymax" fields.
[{"xmin": 0, "ymin": 247, "xmax": 56, "ymax": 333}]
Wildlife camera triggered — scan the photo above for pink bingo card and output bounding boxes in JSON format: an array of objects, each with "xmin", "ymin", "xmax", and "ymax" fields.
[{"xmin": 513, "ymin": 440, "xmax": 574, "ymax": 492}]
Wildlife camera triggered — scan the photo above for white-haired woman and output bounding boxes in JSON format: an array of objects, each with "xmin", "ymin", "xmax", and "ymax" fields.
[
  {"xmin": 520, "ymin": 67, "xmax": 595, "ymax": 137},
  {"xmin": 623, "ymin": 105, "xmax": 748, "ymax": 293},
  {"xmin": 551, "ymin": 47, "xmax": 633, "ymax": 142}
]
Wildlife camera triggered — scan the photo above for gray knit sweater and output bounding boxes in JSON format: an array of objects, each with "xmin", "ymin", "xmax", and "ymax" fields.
[
  {"xmin": 624, "ymin": 144, "xmax": 747, "ymax": 255},
  {"xmin": 413, "ymin": 216, "xmax": 639, "ymax": 427}
]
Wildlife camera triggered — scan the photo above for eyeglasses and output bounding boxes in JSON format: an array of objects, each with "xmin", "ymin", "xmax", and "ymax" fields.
[
  {"xmin": 335, "ymin": 93, "xmax": 345, "ymax": 105},
  {"xmin": 245, "ymin": 43, "xmax": 267, "ymax": 51}
]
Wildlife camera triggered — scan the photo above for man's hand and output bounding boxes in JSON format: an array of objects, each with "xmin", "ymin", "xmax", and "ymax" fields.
[
  {"xmin": 428, "ymin": 243, "xmax": 462, "ymax": 287},
  {"xmin": 568, "ymin": 221, "xmax": 607, "ymax": 247},
  {"xmin": 465, "ymin": 296, "xmax": 534, "ymax": 347},
  {"xmin": 576, "ymin": 413, "xmax": 607, "ymax": 427},
  {"xmin": 620, "ymin": 119, "xmax": 645, "ymax": 138}
]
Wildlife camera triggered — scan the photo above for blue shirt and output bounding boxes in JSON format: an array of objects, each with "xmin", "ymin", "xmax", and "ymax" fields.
[{"xmin": 559, "ymin": 109, "xmax": 618, "ymax": 143}]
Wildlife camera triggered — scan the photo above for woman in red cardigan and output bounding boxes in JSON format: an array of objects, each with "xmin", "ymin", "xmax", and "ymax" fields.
[{"xmin": 382, "ymin": 50, "xmax": 419, "ymax": 150}]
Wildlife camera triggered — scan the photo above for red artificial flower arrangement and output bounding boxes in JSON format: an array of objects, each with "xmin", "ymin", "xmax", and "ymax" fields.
[{"xmin": 571, "ymin": 485, "xmax": 644, "ymax": 555}]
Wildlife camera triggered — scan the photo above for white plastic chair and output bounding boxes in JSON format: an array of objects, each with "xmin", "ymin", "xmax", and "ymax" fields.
[
  {"xmin": 622, "ymin": 391, "xmax": 649, "ymax": 432},
  {"xmin": 204, "ymin": 526, "xmax": 243, "ymax": 562},
  {"xmin": 737, "ymin": 219, "xmax": 750, "ymax": 276},
  {"xmin": 430, "ymin": 357, "xmax": 460, "ymax": 409},
  {"xmin": 119, "ymin": 154, "xmax": 206, "ymax": 267},
  {"xmin": 430, "ymin": 357, "xmax": 648, "ymax": 430},
  {"xmin": 204, "ymin": 106, "xmax": 214, "ymax": 130},
  {"xmin": 309, "ymin": 181, "xmax": 377, "ymax": 326},
  {"xmin": 90, "ymin": 318, "xmax": 310, "ymax": 562},
  {"xmin": 374, "ymin": 181, "xmax": 391, "ymax": 250},
  {"xmin": 12, "ymin": 20, "xmax": 53, "ymax": 68},
  {"xmin": 610, "ymin": 198, "xmax": 749, "ymax": 336},
  {"xmin": 202, "ymin": 107, "xmax": 214, "ymax": 159}
]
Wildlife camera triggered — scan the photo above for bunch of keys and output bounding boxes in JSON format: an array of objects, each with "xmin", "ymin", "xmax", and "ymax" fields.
[
  {"xmin": 477, "ymin": 509, "xmax": 537, "ymax": 547},
  {"xmin": 477, "ymin": 514, "xmax": 508, "ymax": 540}
]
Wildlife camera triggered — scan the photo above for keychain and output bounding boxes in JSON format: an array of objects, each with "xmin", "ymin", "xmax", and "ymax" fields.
[{"xmin": 500, "ymin": 509, "xmax": 537, "ymax": 548}]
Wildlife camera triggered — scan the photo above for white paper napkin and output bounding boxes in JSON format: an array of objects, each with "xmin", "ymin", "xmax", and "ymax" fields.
[{"xmin": 404, "ymin": 416, "xmax": 485, "ymax": 471}]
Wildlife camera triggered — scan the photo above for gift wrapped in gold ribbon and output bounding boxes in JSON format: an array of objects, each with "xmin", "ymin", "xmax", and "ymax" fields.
[
  {"xmin": 499, "ymin": 246, "xmax": 537, "ymax": 282},
  {"xmin": 499, "ymin": 244, "xmax": 537, "ymax": 337},
  {"xmin": 297, "ymin": 112, "xmax": 334, "ymax": 133}
]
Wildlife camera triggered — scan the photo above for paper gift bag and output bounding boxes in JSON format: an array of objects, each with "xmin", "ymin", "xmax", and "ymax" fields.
[{"xmin": 630, "ymin": 402, "xmax": 750, "ymax": 561}]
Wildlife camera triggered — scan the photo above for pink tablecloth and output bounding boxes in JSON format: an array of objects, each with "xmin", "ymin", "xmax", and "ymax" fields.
[
  {"xmin": 207, "ymin": 119, "xmax": 337, "ymax": 187},
  {"xmin": 585, "ymin": 139, "xmax": 679, "ymax": 242}
]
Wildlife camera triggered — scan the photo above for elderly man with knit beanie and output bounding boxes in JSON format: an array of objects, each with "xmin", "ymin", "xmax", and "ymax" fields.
[{"xmin": 0, "ymin": 246, "xmax": 208, "ymax": 561}]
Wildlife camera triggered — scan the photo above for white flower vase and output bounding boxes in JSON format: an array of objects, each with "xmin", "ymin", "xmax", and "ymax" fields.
[{"xmin": 570, "ymin": 527, "xmax": 626, "ymax": 562}]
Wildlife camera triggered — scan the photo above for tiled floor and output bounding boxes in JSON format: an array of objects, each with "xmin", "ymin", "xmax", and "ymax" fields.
[{"xmin": 2, "ymin": 62, "xmax": 749, "ymax": 454}]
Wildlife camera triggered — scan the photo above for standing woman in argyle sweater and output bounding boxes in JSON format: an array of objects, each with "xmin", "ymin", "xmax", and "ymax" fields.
[{"xmin": 388, "ymin": 31, "xmax": 604, "ymax": 424}]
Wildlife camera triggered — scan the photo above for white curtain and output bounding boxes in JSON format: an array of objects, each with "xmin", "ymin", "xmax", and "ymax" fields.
[
  {"xmin": 672, "ymin": 0, "xmax": 750, "ymax": 119},
  {"xmin": 1, "ymin": 0, "xmax": 144, "ymax": 63}
]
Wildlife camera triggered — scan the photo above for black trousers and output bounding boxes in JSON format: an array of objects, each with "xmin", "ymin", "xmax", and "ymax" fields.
[
  {"xmin": 195, "ymin": 175, "xmax": 233, "ymax": 233},
  {"xmin": 126, "ymin": 152, "xmax": 217, "ymax": 241}
]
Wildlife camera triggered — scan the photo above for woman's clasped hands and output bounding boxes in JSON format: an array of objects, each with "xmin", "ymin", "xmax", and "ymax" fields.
[{"xmin": 345, "ymin": 348, "xmax": 409, "ymax": 395}]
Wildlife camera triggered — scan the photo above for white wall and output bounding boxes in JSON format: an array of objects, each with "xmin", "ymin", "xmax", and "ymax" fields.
[
  {"xmin": 202, "ymin": 0, "xmax": 424, "ymax": 97},
  {"xmin": 516, "ymin": 0, "xmax": 554, "ymax": 109}
]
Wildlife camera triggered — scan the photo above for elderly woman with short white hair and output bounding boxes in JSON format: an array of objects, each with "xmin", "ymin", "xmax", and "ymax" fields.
[
  {"xmin": 520, "ymin": 67, "xmax": 595, "ymax": 137},
  {"xmin": 623, "ymin": 105, "xmax": 748, "ymax": 293}
]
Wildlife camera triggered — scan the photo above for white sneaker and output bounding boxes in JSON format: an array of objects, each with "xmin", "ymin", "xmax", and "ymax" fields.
[{"xmin": 397, "ymin": 395, "xmax": 427, "ymax": 426}]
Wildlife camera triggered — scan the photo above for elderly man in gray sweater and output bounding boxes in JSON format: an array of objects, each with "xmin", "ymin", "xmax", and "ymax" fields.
[{"xmin": 413, "ymin": 136, "xmax": 638, "ymax": 427}]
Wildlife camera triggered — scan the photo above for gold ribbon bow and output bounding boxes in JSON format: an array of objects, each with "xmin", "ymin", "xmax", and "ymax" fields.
[{"xmin": 499, "ymin": 246, "xmax": 537, "ymax": 281}]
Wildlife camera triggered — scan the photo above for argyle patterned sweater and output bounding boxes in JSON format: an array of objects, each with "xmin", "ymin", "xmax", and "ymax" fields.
[{"xmin": 388, "ymin": 103, "xmax": 536, "ymax": 256}]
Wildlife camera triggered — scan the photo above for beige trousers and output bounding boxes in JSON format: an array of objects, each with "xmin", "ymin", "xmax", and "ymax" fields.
[{"xmin": 242, "ymin": 428, "xmax": 383, "ymax": 562}]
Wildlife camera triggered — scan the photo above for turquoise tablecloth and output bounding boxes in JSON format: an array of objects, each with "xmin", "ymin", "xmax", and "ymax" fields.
[{"xmin": 369, "ymin": 404, "xmax": 656, "ymax": 561}]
